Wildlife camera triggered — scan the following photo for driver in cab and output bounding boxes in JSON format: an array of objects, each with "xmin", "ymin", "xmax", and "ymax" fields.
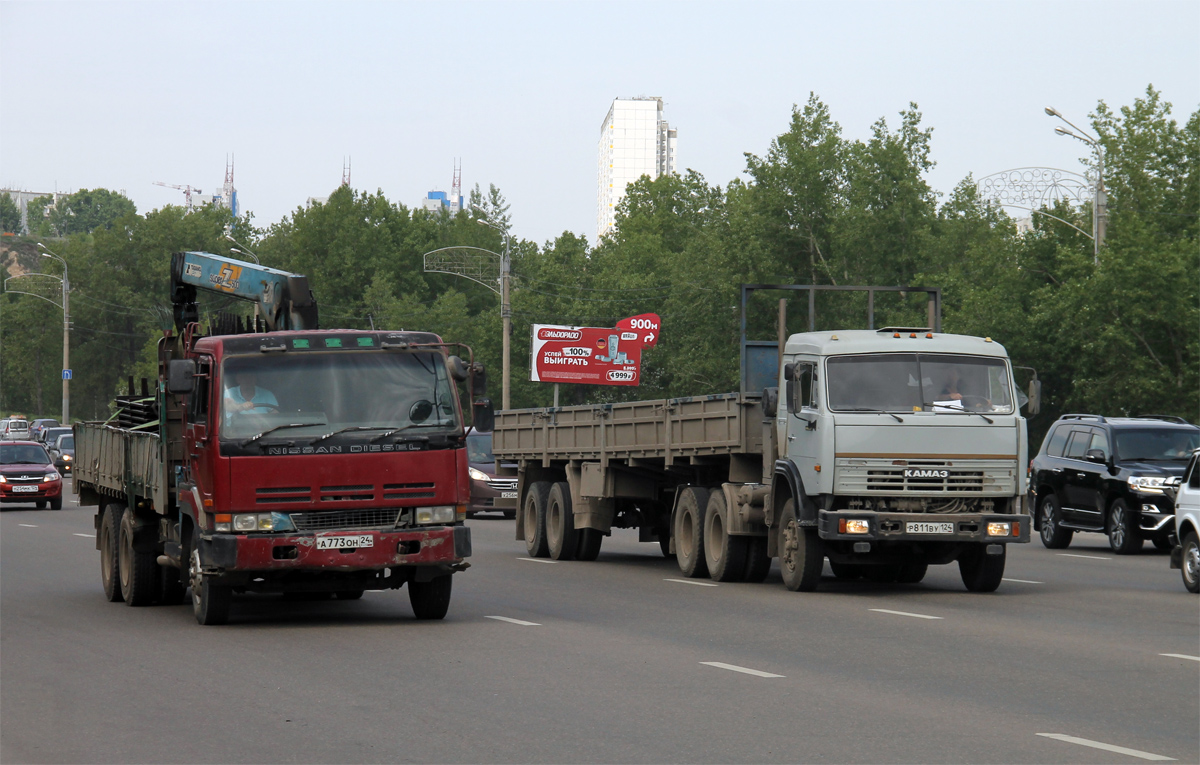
[{"xmin": 224, "ymin": 371, "xmax": 279, "ymax": 419}]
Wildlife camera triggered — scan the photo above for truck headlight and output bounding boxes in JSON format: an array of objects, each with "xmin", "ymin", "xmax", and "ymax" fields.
[
  {"xmin": 416, "ymin": 506, "xmax": 457, "ymax": 525},
  {"xmin": 232, "ymin": 513, "xmax": 296, "ymax": 532},
  {"xmin": 468, "ymin": 467, "xmax": 489, "ymax": 481},
  {"xmin": 1127, "ymin": 476, "xmax": 1166, "ymax": 494},
  {"xmin": 839, "ymin": 518, "xmax": 870, "ymax": 534},
  {"xmin": 987, "ymin": 522, "xmax": 1012, "ymax": 536}
]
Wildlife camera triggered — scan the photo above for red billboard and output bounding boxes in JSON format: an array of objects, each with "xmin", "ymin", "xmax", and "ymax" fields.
[{"xmin": 530, "ymin": 314, "xmax": 660, "ymax": 386}]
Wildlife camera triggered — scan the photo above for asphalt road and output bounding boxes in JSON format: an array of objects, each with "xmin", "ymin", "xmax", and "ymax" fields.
[{"xmin": 2, "ymin": 491, "xmax": 1197, "ymax": 764}]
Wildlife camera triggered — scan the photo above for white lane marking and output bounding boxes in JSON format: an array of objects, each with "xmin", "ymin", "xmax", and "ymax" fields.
[
  {"xmin": 701, "ymin": 662, "xmax": 784, "ymax": 678},
  {"xmin": 664, "ymin": 578, "xmax": 718, "ymax": 587},
  {"xmin": 485, "ymin": 615, "xmax": 541, "ymax": 626},
  {"xmin": 1002, "ymin": 578, "xmax": 1044, "ymax": 584},
  {"xmin": 1036, "ymin": 733, "xmax": 1175, "ymax": 761},
  {"xmin": 869, "ymin": 608, "xmax": 943, "ymax": 620},
  {"xmin": 73, "ymin": 533, "xmax": 92, "ymax": 538},
  {"xmin": 18, "ymin": 524, "xmax": 37, "ymax": 528},
  {"xmin": 1159, "ymin": 653, "xmax": 1200, "ymax": 662},
  {"xmin": 517, "ymin": 557, "xmax": 556, "ymax": 564},
  {"xmin": 1057, "ymin": 553, "xmax": 1111, "ymax": 560}
]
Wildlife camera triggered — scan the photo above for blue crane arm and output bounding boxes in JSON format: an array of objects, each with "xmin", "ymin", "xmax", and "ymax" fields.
[{"xmin": 170, "ymin": 251, "xmax": 318, "ymax": 332}]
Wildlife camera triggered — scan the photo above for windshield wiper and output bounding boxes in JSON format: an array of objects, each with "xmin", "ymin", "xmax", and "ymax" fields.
[
  {"xmin": 241, "ymin": 422, "xmax": 325, "ymax": 447},
  {"xmin": 925, "ymin": 403, "xmax": 993, "ymax": 424},
  {"xmin": 308, "ymin": 426, "xmax": 397, "ymax": 446},
  {"xmin": 368, "ymin": 423, "xmax": 451, "ymax": 443},
  {"xmin": 839, "ymin": 408, "xmax": 904, "ymax": 423}
]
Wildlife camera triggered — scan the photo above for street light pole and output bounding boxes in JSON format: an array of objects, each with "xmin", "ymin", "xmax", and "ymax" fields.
[
  {"xmin": 1045, "ymin": 106, "xmax": 1107, "ymax": 261},
  {"xmin": 476, "ymin": 218, "xmax": 512, "ymax": 410},
  {"xmin": 37, "ymin": 244, "xmax": 69, "ymax": 423}
]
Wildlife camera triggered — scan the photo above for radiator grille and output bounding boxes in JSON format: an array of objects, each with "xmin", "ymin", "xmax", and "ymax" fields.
[
  {"xmin": 865, "ymin": 469, "xmax": 985, "ymax": 492},
  {"xmin": 290, "ymin": 508, "xmax": 401, "ymax": 531},
  {"xmin": 486, "ymin": 477, "xmax": 518, "ymax": 492}
]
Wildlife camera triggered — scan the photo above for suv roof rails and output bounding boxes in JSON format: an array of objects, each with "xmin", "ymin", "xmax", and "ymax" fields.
[
  {"xmin": 1131, "ymin": 414, "xmax": 1193, "ymax": 425},
  {"xmin": 1059, "ymin": 413, "xmax": 1106, "ymax": 422},
  {"xmin": 877, "ymin": 327, "xmax": 933, "ymax": 333}
]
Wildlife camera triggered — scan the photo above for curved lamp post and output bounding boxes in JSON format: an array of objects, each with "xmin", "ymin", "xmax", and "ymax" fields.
[{"xmin": 1045, "ymin": 106, "xmax": 1107, "ymax": 261}]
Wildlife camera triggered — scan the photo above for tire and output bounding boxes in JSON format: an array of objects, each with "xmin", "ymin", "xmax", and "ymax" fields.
[
  {"xmin": 546, "ymin": 482, "xmax": 578, "ymax": 561},
  {"xmin": 118, "ymin": 505, "xmax": 158, "ymax": 606},
  {"xmin": 409, "ymin": 575, "xmax": 452, "ymax": 620},
  {"xmin": 829, "ymin": 560, "xmax": 864, "ymax": 580},
  {"xmin": 1152, "ymin": 535, "xmax": 1173, "ymax": 552},
  {"xmin": 50, "ymin": 497, "xmax": 62, "ymax": 510},
  {"xmin": 190, "ymin": 545, "xmax": 232, "ymax": 625},
  {"xmin": 1181, "ymin": 531, "xmax": 1200, "ymax": 594},
  {"xmin": 522, "ymin": 481, "xmax": 551, "ymax": 558},
  {"xmin": 703, "ymin": 491, "xmax": 747, "ymax": 582},
  {"xmin": 335, "ymin": 590, "xmax": 365, "ymax": 600},
  {"xmin": 896, "ymin": 560, "xmax": 928, "ymax": 584},
  {"xmin": 1107, "ymin": 500, "xmax": 1143, "ymax": 554},
  {"xmin": 503, "ymin": 509, "xmax": 516, "ymax": 520},
  {"xmin": 35, "ymin": 500, "xmax": 47, "ymax": 509},
  {"xmin": 959, "ymin": 544, "xmax": 1005, "ymax": 593},
  {"xmin": 99, "ymin": 505, "xmax": 124, "ymax": 603},
  {"xmin": 158, "ymin": 563, "xmax": 186, "ymax": 605},
  {"xmin": 743, "ymin": 536, "xmax": 771, "ymax": 583},
  {"xmin": 779, "ymin": 499, "xmax": 822, "ymax": 592},
  {"xmin": 576, "ymin": 528, "xmax": 603, "ymax": 561},
  {"xmin": 863, "ymin": 565, "xmax": 901, "ymax": 583},
  {"xmin": 1039, "ymin": 495, "xmax": 1073, "ymax": 549},
  {"xmin": 673, "ymin": 486, "xmax": 710, "ymax": 578}
]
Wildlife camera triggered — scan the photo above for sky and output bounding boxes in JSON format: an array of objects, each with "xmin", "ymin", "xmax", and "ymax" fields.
[{"xmin": 1, "ymin": 0, "xmax": 1197, "ymax": 247}]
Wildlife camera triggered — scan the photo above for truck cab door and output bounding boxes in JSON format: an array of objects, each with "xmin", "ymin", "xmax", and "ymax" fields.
[
  {"xmin": 182, "ymin": 357, "xmax": 216, "ymax": 512},
  {"xmin": 785, "ymin": 358, "xmax": 822, "ymax": 489}
]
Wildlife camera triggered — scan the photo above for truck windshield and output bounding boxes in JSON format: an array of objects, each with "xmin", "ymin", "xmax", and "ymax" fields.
[
  {"xmin": 219, "ymin": 351, "xmax": 461, "ymax": 442},
  {"xmin": 826, "ymin": 353, "xmax": 1014, "ymax": 414}
]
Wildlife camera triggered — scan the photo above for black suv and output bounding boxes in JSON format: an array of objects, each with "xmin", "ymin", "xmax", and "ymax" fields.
[{"xmin": 1029, "ymin": 414, "xmax": 1199, "ymax": 554}]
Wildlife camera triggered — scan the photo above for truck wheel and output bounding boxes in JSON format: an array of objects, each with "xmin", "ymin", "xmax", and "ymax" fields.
[
  {"xmin": 1181, "ymin": 531, "xmax": 1200, "ymax": 594},
  {"xmin": 546, "ymin": 482, "xmax": 578, "ymax": 561},
  {"xmin": 1039, "ymin": 495, "xmax": 1073, "ymax": 549},
  {"xmin": 158, "ymin": 564, "xmax": 186, "ymax": 605},
  {"xmin": 99, "ymin": 505, "xmax": 124, "ymax": 603},
  {"xmin": 829, "ymin": 561, "xmax": 864, "ymax": 580},
  {"xmin": 523, "ymin": 481, "xmax": 551, "ymax": 558},
  {"xmin": 118, "ymin": 505, "xmax": 158, "ymax": 606},
  {"xmin": 674, "ymin": 487, "xmax": 710, "ymax": 578},
  {"xmin": 335, "ymin": 590, "xmax": 365, "ymax": 600},
  {"xmin": 50, "ymin": 497, "xmax": 62, "ymax": 510},
  {"xmin": 959, "ymin": 544, "xmax": 1005, "ymax": 592},
  {"xmin": 743, "ymin": 536, "xmax": 771, "ymax": 582},
  {"xmin": 779, "ymin": 499, "xmax": 822, "ymax": 592},
  {"xmin": 576, "ymin": 528, "xmax": 603, "ymax": 561},
  {"xmin": 1107, "ymin": 500, "xmax": 1143, "ymax": 554},
  {"xmin": 190, "ymin": 546, "xmax": 232, "ymax": 625},
  {"xmin": 704, "ymin": 491, "xmax": 747, "ymax": 582},
  {"xmin": 409, "ymin": 575, "xmax": 452, "ymax": 620},
  {"xmin": 896, "ymin": 561, "xmax": 928, "ymax": 584}
]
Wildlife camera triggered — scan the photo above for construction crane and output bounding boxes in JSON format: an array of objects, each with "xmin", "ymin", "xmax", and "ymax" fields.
[{"xmin": 153, "ymin": 182, "xmax": 202, "ymax": 213}]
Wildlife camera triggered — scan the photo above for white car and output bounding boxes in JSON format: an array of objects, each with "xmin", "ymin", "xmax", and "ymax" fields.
[
  {"xmin": 2, "ymin": 419, "xmax": 30, "ymax": 441},
  {"xmin": 1167, "ymin": 449, "xmax": 1200, "ymax": 593}
]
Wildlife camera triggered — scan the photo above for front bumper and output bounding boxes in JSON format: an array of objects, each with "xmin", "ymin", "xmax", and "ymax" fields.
[
  {"xmin": 0, "ymin": 482, "xmax": 63, "ymax": 501},
  {"xmin": 818, "ymin": 510, "xmax": 1031, "ymax": 544},
  {"xmin": 198, "ymin": 525, "xmax": 471, "ymax": 573}
]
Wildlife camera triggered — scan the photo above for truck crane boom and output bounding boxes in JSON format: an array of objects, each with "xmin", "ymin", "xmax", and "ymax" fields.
[{"xmin": 169, "ymin": 251, "xmax": 318, "ymax": 332}]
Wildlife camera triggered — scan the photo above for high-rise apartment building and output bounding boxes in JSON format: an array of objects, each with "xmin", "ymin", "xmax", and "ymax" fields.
[{"xmin": 597, "ymin": 96, "xmax": 677, "ymax": 240}]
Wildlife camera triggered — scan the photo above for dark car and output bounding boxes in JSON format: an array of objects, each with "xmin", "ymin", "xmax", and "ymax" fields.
[
  {"xmin": 0, "ymin": 441, "xmax": 64, "ymax": 510},
  {"xmin": 466, "ymin": 429, "xmax": 517, "ymax": 518},
  {"xmin": 38, "ymin": 426, "xmax": 72, "ymax": 446},
  {"xmin": 48, "ymin": 433, "xmax": 75, "ymax": 474},
  {"xmin": 29, "ymin": 418, "xmax": 60, "ymax": 441},
  {"xmin": 1029, "ymin": 414, "xmax": 1199, "ymax": 553}
]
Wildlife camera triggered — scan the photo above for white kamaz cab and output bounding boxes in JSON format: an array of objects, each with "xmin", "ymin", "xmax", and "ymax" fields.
[{"xmin": 769, "ymin": 327, "xmax": 1032, "ymax": 592}]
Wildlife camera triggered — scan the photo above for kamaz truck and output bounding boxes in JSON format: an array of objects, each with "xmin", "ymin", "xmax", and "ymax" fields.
[
  {"xmin": 493, "ymin": 285, "xmax": 1035, "ymax": 592},
  {"xmin": 74, "ymin": 251, "xmax": 491, "ymax": 624}
]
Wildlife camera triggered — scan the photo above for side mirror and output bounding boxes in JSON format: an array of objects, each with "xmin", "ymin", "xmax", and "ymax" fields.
[
  {"xmin": 1027, "ymin": 379, "xmax": 1042, "ymax": 416},
  {"xmin": 447, "ymin": 356, "xmax": 468, "ymax": 382},
  {"xmin": 473, "ymin": 398, "xmax": 495, "ymax": 433},
  {"xmin": 762, "ymin": 387, "xmax": 779, "ymax": 419},
  {"xmin": 783, "ymin": 362, "xmax": 796, "ymax": 382},
  {"xmin": 1085, "ymin": 449, "xmax": 1107, "ymax": 464},
  {"xmin": 470, "ymin": 362, "xmax": 487, "ymax": 398},
  {"xmin": 167, "ymin": 359, "xmax": 196, "ymax": 394}
]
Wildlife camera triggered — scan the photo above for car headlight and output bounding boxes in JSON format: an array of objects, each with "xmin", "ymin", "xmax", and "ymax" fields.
[
  {"xmin": 62, "ymin": 454, "xmax": 72, "ymax": 461},
  {"xmin": 0, "ymin": 475, "xmax": 6, "ymax": 483},
  {"xmin": 231, "ymin": 512, "xmax": 296, "ymax": 532},
  {"xmin": 468, "ymin": 467, "xmax": 489, "ymax": 481},
  {"xmin": 415, "ymin": 506, "xmax": 457, "ymax": 525},
  {"xmin": 1127, "ymin": 475, "xmax": 1167, "ymax": 494},
  {"xmin": 43, "ymin": 472, "xmax": 59, "ymax": 482}
]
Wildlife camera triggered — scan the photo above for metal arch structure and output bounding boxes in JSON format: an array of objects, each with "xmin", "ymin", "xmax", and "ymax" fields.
[
  {"xmin": 977, "ymin": 167, "xmax": 1096, "ymax": 211},
  {"xmin": 422, "ymin": 246, "xmax": 502, "ymax": 295},
  {"xmin": 3, "ymin": 272, "xmax": 65, "ymax": 307}
]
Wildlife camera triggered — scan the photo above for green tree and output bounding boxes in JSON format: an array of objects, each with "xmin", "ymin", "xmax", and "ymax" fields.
[
  {"xmin": 28, "ymin": 189, "xmax": 137, "ymax": 238},
  {"xmin": 0, "ymin": 194, "xmax": 20, "ymax": 234}
]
